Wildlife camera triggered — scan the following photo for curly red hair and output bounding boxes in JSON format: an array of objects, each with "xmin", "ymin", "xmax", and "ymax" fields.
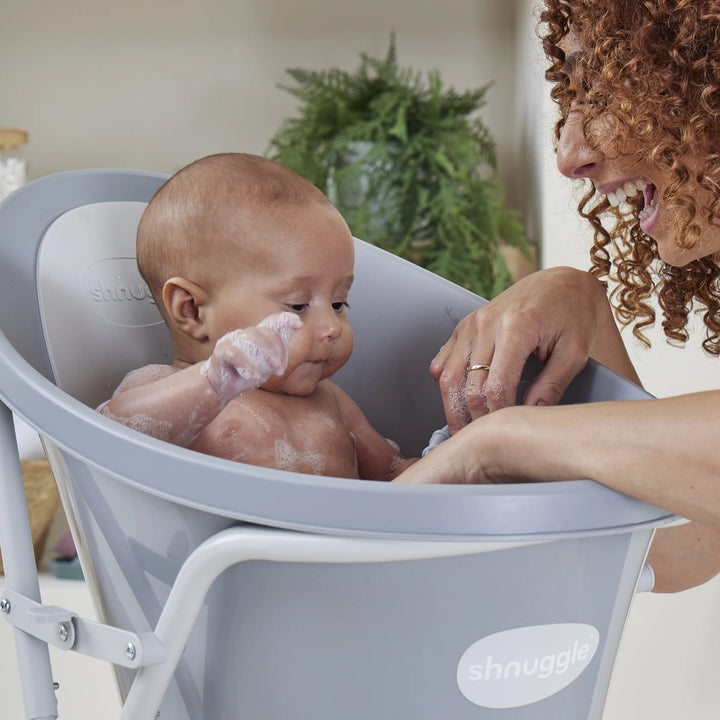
[{"xmin": 540, "ymin": 0, "xmax": 720, "ymax": 354}]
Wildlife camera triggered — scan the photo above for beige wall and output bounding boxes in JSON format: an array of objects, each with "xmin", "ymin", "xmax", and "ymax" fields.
[{"xmin": 1, "ymin": 0, "xmax": 528, "ymax": 220}]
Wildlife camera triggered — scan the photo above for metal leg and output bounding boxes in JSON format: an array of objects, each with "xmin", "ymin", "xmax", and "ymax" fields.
[{"xmin": 0, "ymin": 404, "xmax": 58, "ymax": 720}]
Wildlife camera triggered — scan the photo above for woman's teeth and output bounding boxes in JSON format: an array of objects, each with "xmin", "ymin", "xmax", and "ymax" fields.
[
  {"xmin": 638, "ymin": 184, "xmax": 658, "ymax": 222},
  {"xmin": 606, "ymin": 179, "xmax": 647, "ymax": 207}
]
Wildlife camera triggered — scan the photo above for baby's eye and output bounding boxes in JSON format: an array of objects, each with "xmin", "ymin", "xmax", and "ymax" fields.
[
  {"xmin": 288, "ymin": 303, "xmax": 309, "ymax": 314},
  {"xmin": 332, "ymin": 301, "xmax": 350, "ymax": 313}
]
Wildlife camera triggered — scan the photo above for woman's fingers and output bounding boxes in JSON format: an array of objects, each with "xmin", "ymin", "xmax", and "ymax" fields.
[{"xmin": 432, "ymin": 268, "xmax": 606, "ymax": 431}]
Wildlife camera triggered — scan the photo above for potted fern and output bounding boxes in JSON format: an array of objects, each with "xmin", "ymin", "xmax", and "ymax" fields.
[{"xmin": 267, "ymin": 37, "xmax": 530, "ymax": 298}]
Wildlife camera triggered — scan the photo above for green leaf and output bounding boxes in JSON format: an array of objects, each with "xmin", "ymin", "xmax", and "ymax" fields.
[{"xmin": 388, "ymin": 105, "xmax": 408, "ymax": 143}]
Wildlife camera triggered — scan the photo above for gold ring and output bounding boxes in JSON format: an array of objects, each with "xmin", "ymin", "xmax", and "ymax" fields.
[{"xmin": 466, "ymin": 364, "xmax": 490, "ymax": 373}]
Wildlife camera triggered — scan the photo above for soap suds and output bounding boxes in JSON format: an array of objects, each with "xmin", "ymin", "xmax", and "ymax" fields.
[
  {"xmin": 101, "ymin": 408, "xmax": 173, "ymax": 442},
  {"xmin": 238, "ymin": 404, "xmax": 273, "ymax": 433},
  {"xmin": 386, "ymin": 452, "xmax": 405, "ymax": 481},
  {"xmin": 481, "ymin": 375, "xmax": 507, "ymax": 412},
  {"xmin": 447, "ymin": 381, "xmax": 472, "ymax": 425},
  {"xmin": 274, "ymin": 438, "xmax": 327, "ymax": 475},
  {"xmin": 310, "ymin": 412, "xmax": 336, "ymax": 428},
  {"xmin": 204, "ymin": 312, "xmax": 302, "ymax": 404}
]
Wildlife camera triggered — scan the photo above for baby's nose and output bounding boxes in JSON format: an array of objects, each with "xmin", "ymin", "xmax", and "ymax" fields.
[{"xmin": 315, "ymin": 309, "xmax": 342, "ymax": 341}]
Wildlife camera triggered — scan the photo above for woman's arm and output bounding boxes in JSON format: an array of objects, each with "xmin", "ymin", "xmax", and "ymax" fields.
[
  {"xmin": 397, "ymin": 392, "xmax": 720, "ymax": 518},
  {"xmin": 395, "ymin": 391, "xmax": 720, "ymax": 590},
  {"xmin": 647, "ymin": 521, "xmax": 720, "ymax": 592}
]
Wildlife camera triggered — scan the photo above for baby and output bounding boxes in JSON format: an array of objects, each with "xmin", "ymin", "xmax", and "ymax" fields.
[{"xmin": 99, "ymin": 153, "xmax": 417, "ymax": 481}]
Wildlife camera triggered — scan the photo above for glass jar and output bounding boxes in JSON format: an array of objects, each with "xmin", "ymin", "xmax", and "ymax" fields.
[{"xmin": 0, "ymin": 128, "xmax": 28, "ymax": 201}]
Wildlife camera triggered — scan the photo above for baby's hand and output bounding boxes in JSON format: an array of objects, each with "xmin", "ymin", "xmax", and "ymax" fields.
[{"xmin": 202, "ymin": 312, "xmax": 302, "ymax": 404}]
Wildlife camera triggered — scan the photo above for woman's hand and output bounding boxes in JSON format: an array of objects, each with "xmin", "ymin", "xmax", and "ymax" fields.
[
  {"xmin": 431, "ymin": 267, "xmax": 639, "ymax": 434},
  {"xmin": 393, "ymin": 404, "xmax": 540, "ymax": 485}
]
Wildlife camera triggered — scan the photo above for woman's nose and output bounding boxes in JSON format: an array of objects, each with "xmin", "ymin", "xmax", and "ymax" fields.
[{"xmin": 556, "ymin": 110, "xmax": 604, "ymax": 179}]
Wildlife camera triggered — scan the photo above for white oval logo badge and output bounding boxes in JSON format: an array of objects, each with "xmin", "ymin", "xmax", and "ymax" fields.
[{"xmin": 457, "ymin": 623, "xmax": 599, "ymax": 709}]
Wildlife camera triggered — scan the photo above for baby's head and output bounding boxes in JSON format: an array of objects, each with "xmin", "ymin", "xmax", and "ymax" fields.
[
  {"xmin": 138, "ymin": 153, "xmax": 334, "ymax": 303},
  {"xmin": 138, "ymin": 153, "xmax": 356, "ymax": 395}
]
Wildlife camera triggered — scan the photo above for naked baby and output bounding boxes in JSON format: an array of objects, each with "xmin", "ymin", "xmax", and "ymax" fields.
[{"xmin": 99, "ymin": 153, "xmax": 416, "ymax": 480}]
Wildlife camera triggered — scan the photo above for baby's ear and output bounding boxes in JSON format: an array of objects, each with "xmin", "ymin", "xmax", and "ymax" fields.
[{"xmin": 163, "ymin": 277, "xmax": 209, "ymax": 341}]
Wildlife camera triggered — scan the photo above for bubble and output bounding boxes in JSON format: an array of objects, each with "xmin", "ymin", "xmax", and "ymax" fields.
[
  {"xmin": 447, "ymin": 382, "xmax": 472, "ymax": 424},
  {"xmin": 274, "ymin": 438, "xmax": 328, "ymax": 475},
  {"xmin": 238, "ymin": 403, "xmax": 273, "ymax": 433},
  {"xmin": 101, "ymin": 408, "xmax": 173, "ymax": 442},
  {"xmin": 386, "ymin": 452, "xmax": 405, "ymax": 480},
  {"xmin": 310, "ymin": 412, "xmax": 336, "ymax": 428}
]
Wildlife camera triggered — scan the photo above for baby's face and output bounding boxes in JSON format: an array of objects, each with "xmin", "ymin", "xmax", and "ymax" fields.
[{"xmin": 209, "ymin": 201, "xmax": 355, "ymax": 396}]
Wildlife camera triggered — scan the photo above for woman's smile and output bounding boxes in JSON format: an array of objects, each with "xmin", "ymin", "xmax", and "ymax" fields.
[{"xmin": 600, "ymin": 177, "xmax": 660, "ymax": 234}]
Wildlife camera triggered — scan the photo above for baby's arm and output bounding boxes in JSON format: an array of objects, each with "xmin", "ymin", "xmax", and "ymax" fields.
[
  {"xmin": 330, "ymin": 383, "xmax": 417, "ymax": 481},
  {"xmin": 99, "ymin": 312, "xmax": 301, "ymax": 446}
]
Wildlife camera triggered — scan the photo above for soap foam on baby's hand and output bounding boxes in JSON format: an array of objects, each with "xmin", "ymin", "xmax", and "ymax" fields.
[
  {"xmin": 203, "ymin": 312, "xmax": 303, "ymax": 404},
  {"xmin": 258, "ymin": 311, "xmax": 303, "ymax": 347}
]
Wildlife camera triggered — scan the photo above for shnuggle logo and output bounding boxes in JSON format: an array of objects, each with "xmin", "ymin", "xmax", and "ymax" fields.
[
  {"xmin": 456, "ymin": 623, "xmax": 600, "ymax": 709},
  {"xmin": 82, "ymin": 258, "xmax": 164, "ymax": 328}
]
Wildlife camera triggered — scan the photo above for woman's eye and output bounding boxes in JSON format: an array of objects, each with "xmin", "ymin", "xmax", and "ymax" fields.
[{"xmin": 332, "ymin": 301, "xmax": 350, "ymax": 312}]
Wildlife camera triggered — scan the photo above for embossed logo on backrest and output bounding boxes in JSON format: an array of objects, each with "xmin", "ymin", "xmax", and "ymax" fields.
[{"xmin": 82, "ymin": 257, "xmax": 163, "ymax": 328}]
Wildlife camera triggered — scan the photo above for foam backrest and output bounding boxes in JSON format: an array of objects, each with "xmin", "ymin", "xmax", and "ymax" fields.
[
  {"xmin": 36, "ymin": 201, "xmax": 173, "ymax": 408},
  {"xmin": 334, "ymin": 242, "xmax": 483, "ymax": 453}
]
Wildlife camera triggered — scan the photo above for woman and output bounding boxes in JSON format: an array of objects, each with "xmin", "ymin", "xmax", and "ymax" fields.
[{"xmin": 397, "ymin": 0, "xmax": 720, "ymax": 593}]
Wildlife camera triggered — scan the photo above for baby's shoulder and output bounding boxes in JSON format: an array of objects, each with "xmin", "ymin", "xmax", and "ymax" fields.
[
  {"xmin": 113, "ymin": 364, "xmax": 179, "ymax": 395},
  {"xmin": 315, "ymin": 379, "xmax": 353, "ymax": 409},
  {"xmin": 317, "ymin": 380, "xmax": 368, "ymax": 425}
]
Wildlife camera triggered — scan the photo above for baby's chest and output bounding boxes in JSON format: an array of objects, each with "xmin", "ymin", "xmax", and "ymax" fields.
[{"xmin": 194, "ymin": 397, "xmax": 360, "ymax": 478}]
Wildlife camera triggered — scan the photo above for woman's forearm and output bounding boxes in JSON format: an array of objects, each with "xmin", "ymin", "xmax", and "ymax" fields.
[
  {"xmin": 397, "ymin": 390, "xmax": 720, "ymax": 590},
  {"xmin": 552, "ymin": 394, "xmax": 720, "ymax": 523},
  {"xmin": 484, "ymin": 393, "xmax": 720, "ymax": 525},
  {"xmin": 399, "ymin": 390, "xmax": 720, "ymax": 526}
]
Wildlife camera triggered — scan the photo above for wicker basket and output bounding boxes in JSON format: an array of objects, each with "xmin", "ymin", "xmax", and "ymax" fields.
[{"xmin": 0, "ymin": 460, "xmax": 60, "ymax": 574}]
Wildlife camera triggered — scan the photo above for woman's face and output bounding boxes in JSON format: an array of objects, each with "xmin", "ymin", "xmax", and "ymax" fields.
[{"xmin": 555, "ymin": 34, "xmax": 720, "ymax": 267}]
